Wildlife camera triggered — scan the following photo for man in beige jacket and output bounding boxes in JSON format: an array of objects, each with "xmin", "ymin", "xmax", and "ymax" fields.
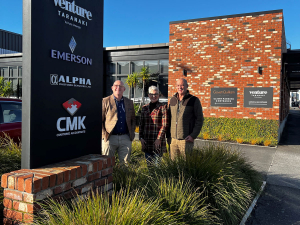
[{"xmin": 102, "ymin": 80, "xmax": 136, "ymax": 164}]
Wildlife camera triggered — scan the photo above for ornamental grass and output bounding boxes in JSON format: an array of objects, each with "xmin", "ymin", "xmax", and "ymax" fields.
[
  {"xmin": 145, "ymin": 144, "xmax": 262, "ymax": 224},
  {"xmin": 35, "ymin": 142, "xmax": 261, "ymax": 225},
  {"xmin": 35, "ymin": 189, "xmax": 176, "ymax": 225}
]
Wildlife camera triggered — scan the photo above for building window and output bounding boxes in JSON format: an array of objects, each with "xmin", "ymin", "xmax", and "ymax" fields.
[
  {"xmin": 1, "ymin": 67, "xmax": 9, "ymax": 77},
  {"xmin": 160, "ymin": 60, "xmax": 168, "ymax": 74},
  {"xmin": 18, "ymin": 67, "xmax": 22, "ymax": 77},
  {"xmin": 107, "ymin": 59, "xmax": 169, "ymax": 101},
  {"xmin": 117, "ymin": 61, "xmax": 130, "ymax": 74},
  {"xmin": 131, "ymin": 61, "xmax": 144, "ymax": 73},
  {"xmin": 158, "ymin": 75, "xmax": 168, "ymax": 100},
  {"xmin": 10, "ymin": 67, "xmax": 18, "ymax": 78},
  {"xmin": 145, "ymin": 60, "xmax": 158, "ymax": 74},
  {"xmin": 117, "ymin": 76, "xmax": 132, "ymax": 98}
]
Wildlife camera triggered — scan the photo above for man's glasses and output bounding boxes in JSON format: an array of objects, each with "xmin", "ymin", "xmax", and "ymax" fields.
[
  {"xmin": 149, "ymin": 94, "xmax": 159, "ymax": 97},
  {"xmin": 113, "ymin": 85, "xmax": 124, "ymax": 88}
]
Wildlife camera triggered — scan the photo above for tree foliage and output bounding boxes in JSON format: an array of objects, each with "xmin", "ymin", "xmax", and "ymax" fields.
[{"xmin": 0, "ymin": 77, "xmax": 13, "ymax": 97}]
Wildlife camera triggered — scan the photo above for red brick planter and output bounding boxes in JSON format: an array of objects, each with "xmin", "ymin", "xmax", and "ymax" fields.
[{"xmin": 1, "ymin": 154, "xmax": 114, "ymax": 224}]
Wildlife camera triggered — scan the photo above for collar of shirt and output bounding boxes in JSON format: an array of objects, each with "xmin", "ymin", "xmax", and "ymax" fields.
[
  {"xmin": 113, "ymin": 95, "xmax": 124, "ymax": 102},
  {"xmin": 114, "ymin": 96, "xmax": 125, "ymax": 112}
]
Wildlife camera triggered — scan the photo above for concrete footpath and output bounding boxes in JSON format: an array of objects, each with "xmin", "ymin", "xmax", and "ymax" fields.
[
  {"xmin": 194, "ymin": 109, "xmax": 300, "ymax": 225},
  {"xmin": 245, "ymin": 109, "xmax": 300, "ymax": 225}
]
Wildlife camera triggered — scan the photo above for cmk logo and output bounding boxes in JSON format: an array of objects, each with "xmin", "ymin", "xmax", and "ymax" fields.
[
  {"xmin": 62, "ymin": 98, "xmax": 82, "ymax": 116},
  {"xmin": 57, "ymin": 98, "xmax": 86, "ymax": 132}
]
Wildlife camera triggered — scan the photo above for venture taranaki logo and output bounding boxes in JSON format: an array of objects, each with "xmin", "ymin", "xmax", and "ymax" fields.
[
  {"xmin": 56, "ymin": 98, "xmax": 86, "ymax": 137},
  {"xmin": 51, "ymin": 36, "xmax": 92, "ymax": 65},
  {"xmin": 53, "ymin": 0, "xmax": 92, "ymax": 28}
]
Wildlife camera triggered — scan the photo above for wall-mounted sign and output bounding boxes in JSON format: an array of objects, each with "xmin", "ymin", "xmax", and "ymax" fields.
[
  {"xmin": 211, "ymin": 88, "xmax": 237, "ymax": 107},
  {"xmin": 22, "ymin": 0, "xmax": 103, "ymax": 168},
  {"xmin": 244, "ymin": 88, "xmax": 273, "ymax": 108}
]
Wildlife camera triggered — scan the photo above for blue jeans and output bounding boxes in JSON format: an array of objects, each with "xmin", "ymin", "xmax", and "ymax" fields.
[{"xmin": 145, "ymin": 152, "xmax": 162, "ymax": 166}]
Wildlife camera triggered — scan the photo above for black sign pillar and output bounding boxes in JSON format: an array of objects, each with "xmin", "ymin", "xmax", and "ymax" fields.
[{"xmin": 22, "ymin": 0, "xmax": 103, "ymax": 168}]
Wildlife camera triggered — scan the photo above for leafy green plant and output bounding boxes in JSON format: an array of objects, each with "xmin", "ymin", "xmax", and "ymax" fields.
[
  {"xmin": 125, "ymin": 74, "xmax": 133, "ymax": 98},
  {"xmin": 0, "ymin": 77, "xmax": 13, "ymax": 97},
  {"xmin": 0, "ymin": 134, "xmax": 22, "ymax": 222},
  {"xmin": 134, "ymin": 103, "xmax": 140, "ymax": 115},
  {"xmin": 138, "ymin": 66, "xmax": 151, "ymax": 111},
  {"xmin": 131, "ymin": 72, "xmax": 139, "ymax": 101}
]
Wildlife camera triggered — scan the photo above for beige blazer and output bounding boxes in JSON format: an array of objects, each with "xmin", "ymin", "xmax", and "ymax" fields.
[{"xmin": 102, "ymin": 94, "xmax": 136, "ymax": 142}]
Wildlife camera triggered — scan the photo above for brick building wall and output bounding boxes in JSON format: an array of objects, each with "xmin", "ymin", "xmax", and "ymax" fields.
[{"xmin": 169, "ymin": 10, "xmax": 284, "ymax": 121}]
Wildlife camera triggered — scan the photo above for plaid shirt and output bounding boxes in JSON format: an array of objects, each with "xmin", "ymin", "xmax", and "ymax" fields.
[{"xmin": 139, "ymin": 101, "xmax": 168, "ymax": 154}]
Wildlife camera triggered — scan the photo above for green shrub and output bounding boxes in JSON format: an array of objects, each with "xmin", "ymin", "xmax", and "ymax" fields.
[
  {"xmin": 199, "ymin": 117, "xmax": 278, "ymax": 146},
  {"xmin": 134, "ymin": 103, "xmax": 140, "ymax": 116},
  {"xmin": 0, "ymin": 134, "xmax": 22, "ymax": 222}
]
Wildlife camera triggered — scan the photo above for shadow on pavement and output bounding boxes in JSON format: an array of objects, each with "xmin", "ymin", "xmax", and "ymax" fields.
[
  {"xmin": 246, "ymin": 181, "xmax": 300, "ymax": 225},
  {"xmin": 279, "ymin": 110, "xmax": 300, "ymax": 145}
]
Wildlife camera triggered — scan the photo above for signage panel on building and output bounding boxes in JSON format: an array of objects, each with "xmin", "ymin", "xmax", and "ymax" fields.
[
  {"xmin": 244, "ymin": 87, "xmax": 273, "ymax": 108},
  {"xmin": 22, "ymin": 0, "xmax": 103, "ymax": 168},
  {"xmin": 211, "ymin": 88, "xmax": 237, "ymax": 107}
]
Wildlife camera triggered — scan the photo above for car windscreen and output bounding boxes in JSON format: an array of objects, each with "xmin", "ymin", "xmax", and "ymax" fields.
[{"xmin": 0, "ymin": 102, "xmax": 22, "ymax": 123}]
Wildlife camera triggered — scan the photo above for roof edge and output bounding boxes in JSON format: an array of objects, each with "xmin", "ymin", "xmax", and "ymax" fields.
[
  {"xmin": 0, "ymin": 29, "xmax": 22, "ymax": 36},
  {"xmin": 0, "ymin": 53, "xmax": 23, "ymax": 58},
  {"xmin": 170, "ymin": 9, "xmax": 283, "ymax": 24},
  {"xmin": 104, "ymin": 43, "xmax": 169, "ymax": 51}
]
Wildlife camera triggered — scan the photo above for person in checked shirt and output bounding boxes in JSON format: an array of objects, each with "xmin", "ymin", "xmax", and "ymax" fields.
[{"xmin": 139, "ymin": 86, "xmax": 168, "ymax": 165}]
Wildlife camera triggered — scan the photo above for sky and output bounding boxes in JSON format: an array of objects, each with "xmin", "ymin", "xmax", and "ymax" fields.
[{"xmin": 0, "ymin": 0, "xmax": 300, "ymax": 49}]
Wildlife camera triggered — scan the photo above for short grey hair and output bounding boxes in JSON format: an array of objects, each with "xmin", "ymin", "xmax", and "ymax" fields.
[
  {"xmin": 148, "ymin": 85, "xmax": 159, "ymax": 93},
  {"xmin": 177, "ymin": 78, "xmax": 188, "ymax": 87}
]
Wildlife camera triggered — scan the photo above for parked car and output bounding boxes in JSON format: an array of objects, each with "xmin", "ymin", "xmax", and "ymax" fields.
[{"xmin": 0, "ymin": 98, "xmax": 22, "ymax": 142}]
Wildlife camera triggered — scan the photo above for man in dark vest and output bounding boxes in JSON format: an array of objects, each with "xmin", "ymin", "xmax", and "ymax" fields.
[{"xmin": 168, "ymin": 78, "xmax": 204, "ymax": 159}]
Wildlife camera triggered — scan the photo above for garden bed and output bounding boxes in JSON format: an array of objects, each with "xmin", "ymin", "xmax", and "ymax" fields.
[{"xmin": 33, "ymin": 141, "xmax": 262, "ymax": 225}]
